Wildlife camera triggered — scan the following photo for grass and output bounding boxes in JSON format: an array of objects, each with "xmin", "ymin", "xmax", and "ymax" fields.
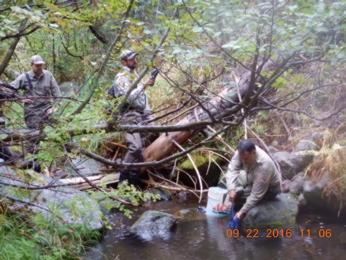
[{"xmin": 0, "ymin": 211, "xmax": 101, "ymax": 260}]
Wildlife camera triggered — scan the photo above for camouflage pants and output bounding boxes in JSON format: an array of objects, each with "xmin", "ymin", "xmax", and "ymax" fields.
[
  {"xmin": 119, "ymin": 110, "xmax": 151, "ymax": 185},
  {"xmin": 24, "ymin": 107, "xmax": 57, "ymax": 129}
]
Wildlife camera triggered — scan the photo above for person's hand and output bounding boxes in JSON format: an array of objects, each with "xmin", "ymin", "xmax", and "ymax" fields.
[
  {"xmin": 228, "ymin": 189, "xmax": 237, "ymax": 203},
  {"xmin": 46, "ymin": 107, "xmax": 57, "ymax": 114},
  {"xmin": 21, "ymin": 98, "xmax": 33, "ymax": 104},
  {"xmin": 234, "ymin": 211, "xmax": 245, "ymax": 219},
  {"xmin": 144, "ymin": 76, "xmax": 155, "ymax": 88}
]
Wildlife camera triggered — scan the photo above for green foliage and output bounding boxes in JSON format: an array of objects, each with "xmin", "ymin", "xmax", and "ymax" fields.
[
  {"xmin": 89, "ymin": 182, "xmax": 161, "ymax": 218},
  {"xmin": 0, "ymin": 210, "xmax": 101, "ymax": 260},
  {"xmin": 2, "ymin": 0, "xmax": 346, "ymax": 256}
]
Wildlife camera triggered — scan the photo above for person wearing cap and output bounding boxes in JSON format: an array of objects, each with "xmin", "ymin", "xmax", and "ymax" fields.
[
  {"xmin": 10, "ymin": 55, "xmax": 61, "ymax": 129},
  {"xmin": 219, "ymin": 139, "xmax": 282, "ymax": 219},
  {"xmin": 109, "ymin": 49, "xmax": 156, "ymax": 188}
]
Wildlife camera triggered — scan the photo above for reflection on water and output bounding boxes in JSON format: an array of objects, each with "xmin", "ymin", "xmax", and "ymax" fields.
[{"xmin": 84, "ymin": 199, "xmax": 346, "ymax": 260}]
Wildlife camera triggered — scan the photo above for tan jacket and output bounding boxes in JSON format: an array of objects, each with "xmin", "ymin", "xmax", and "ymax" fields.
[{"xmin": 225, "ymin": 146, "xmax": 281, "ymax": 213}]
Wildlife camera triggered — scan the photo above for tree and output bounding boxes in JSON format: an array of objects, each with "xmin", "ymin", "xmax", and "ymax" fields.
[{"xmin": 1, "ymin": 0, "xmax": 346, "ymax": 192}]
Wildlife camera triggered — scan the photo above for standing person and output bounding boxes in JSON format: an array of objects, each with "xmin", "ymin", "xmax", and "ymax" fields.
[
  {"xmin": 220, "ymin": 139, "xmax": 282, "ymax": 219},
  {"xmin": 10, "ymin": 55, "xmax": 61, "ymax": 172},
  {"xmin": 110, "ymin": 50, "xmax": 156, "ymax": 188},
  {"xmin": 10, "ymin": 55, "xmax": 61, "ymax": 129}
]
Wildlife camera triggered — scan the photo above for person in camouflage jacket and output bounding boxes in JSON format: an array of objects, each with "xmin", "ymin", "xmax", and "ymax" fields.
[{"xmin": 110, "ymin": 50, "xmax": 156, "ymax": 188}]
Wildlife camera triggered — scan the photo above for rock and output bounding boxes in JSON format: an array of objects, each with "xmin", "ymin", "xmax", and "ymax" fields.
[
  {"xmin": 173, "ymin": 208, "xmax": 207, "ymax": 221},
  {"xmin": 145, "ymin": 187, "xmax": 172, "ymax": 201},
  {"xmin": 241, "ymin": 193, "xmax": 299, "ymax": 228},
  {"xmin": 268, "ymin": 144, "xmax": 280, "ymax": 153},
  {"xmin": 130, "ymin": 210, "xmax": 177, "ymax": 241},
  {"xmin": 177, "ymin": 154, "xmax": 223, "ymax": 188},
  {"xmin": 290, "ymin": 139, "xmax": 317, "ymax": 171},
  {"xmin": 289, "ymin": 172, "xmax": 304, "ymax": 194},
  {"xmin": 66, "ymin": 156, "xmax": 103, "ymax": 177},
  {"xmin": 274, "ymin": 137, "xmax": 319, "ymax": 180},
  {"xmin": 281, "ymin": 179, "xmax": 291, "ymax": 193},
  {"xmin": 273, "ymin": 151, "xmax": 297, "ymax": 179},
  {"xmin": 298, "ymin": 193, "xmax": 307, "ymax": 206},
  {"xmin": 0, "ymin": 166, "xmax": 103, "ymax": 231},
  {"xmin": 303, "ymin": 171, "xmax": 346, "ymax": 217}
]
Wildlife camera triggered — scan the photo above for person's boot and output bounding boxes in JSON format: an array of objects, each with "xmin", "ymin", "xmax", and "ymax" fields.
[
  {"xmin": 127, "ymin": 171, "xmax": 140, "ymax": 190},
  {"xmin": 33, "ymin": 162, "xmax": 41, "ymax": 173},
  {"xmin": 119, "ymin": 170, "xmax": 140, "ymax": 190}
]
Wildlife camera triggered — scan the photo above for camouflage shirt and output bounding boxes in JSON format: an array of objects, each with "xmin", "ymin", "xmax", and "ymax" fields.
[
  {"xmin": 112, "ymin": 67, "xmax": 150, "ymax": 113},
  {"xmin": 225, "ymin": 146, "xmax": 282, "ymax": 213},
  {"xmin": 11, "ymin": 69, "xmax": 61, "ymax": 113}
]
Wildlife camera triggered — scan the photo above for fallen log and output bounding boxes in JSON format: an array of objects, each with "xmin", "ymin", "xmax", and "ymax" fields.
[
  {"xmin": 143, "ymin": 59, "xmax": 276, "ymax": 163},
  {"xmin": 58, "ymin": 173, "xmax": 119, "ymax": 190}
]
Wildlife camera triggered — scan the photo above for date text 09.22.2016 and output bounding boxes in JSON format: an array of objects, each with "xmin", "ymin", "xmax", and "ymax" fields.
[{"xmin": 225, "ymin": 228, "xmax": 332, "ymax": 239}]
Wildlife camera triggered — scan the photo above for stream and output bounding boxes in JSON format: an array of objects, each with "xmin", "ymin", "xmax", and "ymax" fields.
[{"xmin": 84, "ymin": 197, "xmax": 346, "ymax": 260}]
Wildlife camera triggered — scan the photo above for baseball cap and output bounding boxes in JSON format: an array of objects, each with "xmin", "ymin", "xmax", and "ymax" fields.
[
  {"xmin": 30, "ymin": 55, "xmax": 45, "ymax": 65},
  {"xmin": 120, "ymin": 50, "xmax": 137, "ymax": 60}
]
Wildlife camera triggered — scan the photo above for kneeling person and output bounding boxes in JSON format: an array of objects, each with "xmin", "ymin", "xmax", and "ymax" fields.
[{"xmin": 220, "ymin": 139, "xmax": 281, "ymax": 219}]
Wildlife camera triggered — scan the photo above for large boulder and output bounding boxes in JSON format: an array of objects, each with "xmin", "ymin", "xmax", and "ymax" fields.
[
  {"xmin": 0, "ymin": 166, "xmax": 103, "ymax": 230},
  {"xmin": 130, "ymin": 210, "xmax": 177, "ymax": 241},
  {"xmin": 273, "ymin": 133, "xmax": 322, "ymax": 179},
  {"xmin": 241, "ymin": 193, "xmax": 299, "ymax": 228},
  {"xmin": 66, "ymin": 156, "xmax": 103, "ymax": 177},
  {"xmin": 303, "ymin": 171, "xmax": 346, "ymax": 218},
  {"xmin": 273, "ymin": 151, "xmax": 296, "ymax": 179}
]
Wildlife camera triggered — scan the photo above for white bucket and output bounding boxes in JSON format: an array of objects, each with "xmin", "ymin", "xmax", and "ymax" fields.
[{"xmin": 205, "ymin": 187, "xmax": 232, "ymax": 217}]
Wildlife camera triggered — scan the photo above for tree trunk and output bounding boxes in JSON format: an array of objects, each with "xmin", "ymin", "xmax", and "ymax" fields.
[
  {"xmin": 143, "ymin": 86, "xmax": 246, "ymax": 162},
  {"xmin": 142, "ymin": 57, "xmax": 278, "ymax": 164}
]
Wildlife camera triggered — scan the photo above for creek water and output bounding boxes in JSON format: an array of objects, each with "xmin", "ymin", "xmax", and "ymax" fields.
[{"xmin": 84, "ymin": 197, "xmax": 346, "ymax": 260}]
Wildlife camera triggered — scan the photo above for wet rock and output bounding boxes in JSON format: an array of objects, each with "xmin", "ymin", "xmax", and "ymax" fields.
[
  {"xmin": 145, "ymin": 187, "xmax": 172, "ymax": 201},
  {"xmin": 0, "ymin": 166, "xmax": 103, "ymax": 230},
  {"xmin": 130, "ymin": 210, "xmax": 177, "ymax": 241},
  {"xmin": 241, "ymin": 193, "xmax": 299, "ymax": 228}
]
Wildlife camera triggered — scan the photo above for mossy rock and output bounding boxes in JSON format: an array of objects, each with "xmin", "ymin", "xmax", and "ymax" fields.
[
  {"xmin": 241, "ymin": 193, "xmax": 299, "ymax": 229},
  {"xmin": 130, "ymin": 210, "xmax": 177, "ymax": 240},
  {"xmin": 178, "ymin": 153, "xmax": 224, "ymax": 188}
]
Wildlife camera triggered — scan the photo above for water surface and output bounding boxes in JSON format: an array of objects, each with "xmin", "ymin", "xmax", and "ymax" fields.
[{"xmin": 84, "ymin": 198, "xmax": 346, "ymax": 260}]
